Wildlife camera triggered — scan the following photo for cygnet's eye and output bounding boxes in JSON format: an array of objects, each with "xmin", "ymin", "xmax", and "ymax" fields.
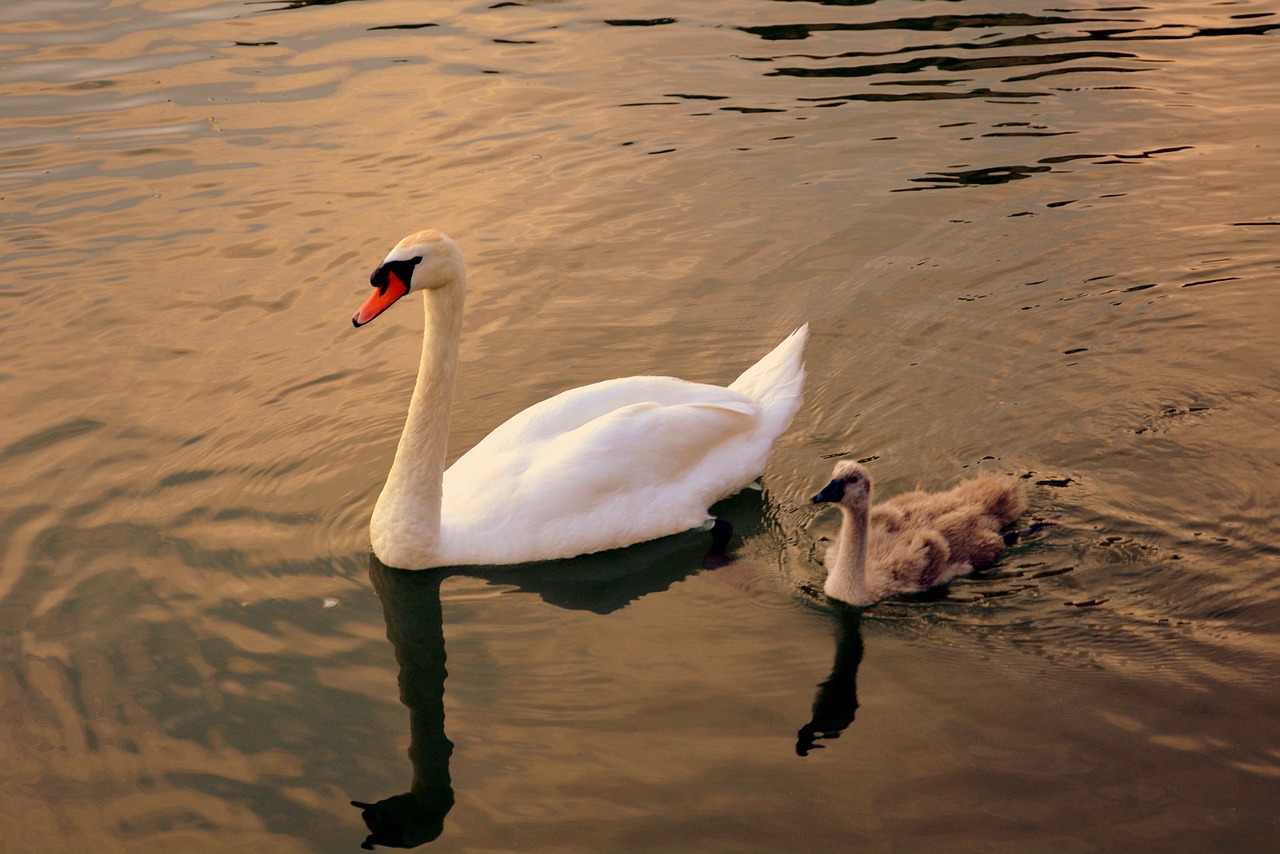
[{"xmin": 847, "ymin": 475, "xmax": 859, "ymax": 484}]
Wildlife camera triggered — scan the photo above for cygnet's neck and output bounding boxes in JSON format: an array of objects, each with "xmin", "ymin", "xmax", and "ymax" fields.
[
  {"xmin": 824, "ymin": 502, "xmax": 872, "ymax": 606},
  {"xmin": 370, "ymin": 277, "xmax": 466, "ymax": 566}
]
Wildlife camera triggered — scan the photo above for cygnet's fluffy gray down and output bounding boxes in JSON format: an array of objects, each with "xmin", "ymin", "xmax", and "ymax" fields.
[{"xmin": 811, "ymin": 460, "xmax": 1025, "ymax": 607}]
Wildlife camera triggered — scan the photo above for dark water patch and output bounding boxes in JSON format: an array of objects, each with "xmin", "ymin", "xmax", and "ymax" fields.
[
  {"xmin": 1038, "ymin": 152, "xmax": 1108, "ymax": 164},
  {"xmin": 737, "ymin": 15, "xmax": 1278, "ymax": 104},
  {"xmin": 1091, "ymin": 535, "xmax": 1163, "ymax": 563},
  {"xmin": 818, "ymin": 451, "xmax": 879, "ymax": 461},
  {"xmin": 1133, "ymin": 402, "xmax": 1213, "ymax": 435},
  {"xmin": 1, "ymin": 418, "xmax": 104, "ymax": 460},
  {"xmin": 965, "ymin": 584, "xmax": 1037, "ymax": 601},
  {"xmin": 740, "ymin": 13, "xmax": 1116, "ymax": 43},
  {"xmin": 898, "ymin": 163, "xmax": 1052, "ymax": 190},
  {"xmin": 604, "ymin": 18, "xmax": 678, "ymax": 27},
  {"xmin": 264, "ymin": 370, "xmax": 354, "ymax": 406},
  {"xmin": 997, "ymin": 121, "xmax": 1046, "ymax": 129},
  {"xmin": 250, "ymin": 0, "xmax": 373, "ymax": 11},
  {"xmin": 983, "ymin": 130, "xmax": 1077, "ymax": 137},
  {"xmin": 1181, "ymin": 277, "xmax": 1240, "ymax": 289},
  {"xmin": 870, "ymin": 80, "xmax": 964, "ymax": 89},
  {"xmin": 461, "ymin": 533, "xmax": 724, "ymax": 616},
  {"xmin": 805, "ymin": 87, "xmax": 1040, "ymax": 105},
  {"xmin": 367, "ymin": 23, "xmax": 439, "ymax": 31},
  {"xmin": 1100, "ymin": 145, "xmax": 1192, "ymax": 161},
  {"xmin": 1186, "ymin": 21, "xmax": 1280, "ymax": 38},
  {"xmin": 719, "ymin": 106, "xmax": 787, "ymax": 114},
  {"xmin": 208, "ymin": 291, "xmax": 299, "ymax": 317},
  {"xmin": 767, "ymin": 50, "xmax": 1137, "ymax": 81},
  {"xmin": 158, "ymin": 469, "xmax": 220, "ymax": 489},
  {"xmin": 901, "ymin": 145, "xmax": 1191, "ymax": 191},
  {"xmin": 1030, "ymin": 566, "xmax": 1075, "ymax": 580},
  {"xmin": 1005, "ymin": 63, "xmax": 1150, "ymax": 82},
  {"xmin": 761, "ymin": 0, "xmax": 885, "ymax": 6}
]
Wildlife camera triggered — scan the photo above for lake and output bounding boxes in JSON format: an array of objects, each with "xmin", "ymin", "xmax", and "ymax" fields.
[{"xmin": 2, "ymin": 0, "xmax": 1278, "ymax": 850}]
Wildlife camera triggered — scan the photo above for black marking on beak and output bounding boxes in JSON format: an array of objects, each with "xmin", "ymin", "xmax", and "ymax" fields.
[
  {"xmin": 812, "ymin": 479, "xmax": 845, "ymax": 504},
  {"xmin": 370, "ymin": 256, "xmax": 423, "ymax": 294}
]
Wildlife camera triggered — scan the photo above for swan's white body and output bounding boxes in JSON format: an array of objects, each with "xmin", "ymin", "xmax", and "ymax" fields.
[{"xmin": 354, "ymin": 230, "xmax": 808, "ymax": 570}]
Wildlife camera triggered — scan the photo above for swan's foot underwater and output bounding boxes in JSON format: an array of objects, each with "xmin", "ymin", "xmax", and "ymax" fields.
[
  {"xmin": 701, "ymin": 518, "xmax": 734, "ymax": 569},
  {"xmin": 1002, "ymin": 517, "xmax": 1059, "ymax": 546}
]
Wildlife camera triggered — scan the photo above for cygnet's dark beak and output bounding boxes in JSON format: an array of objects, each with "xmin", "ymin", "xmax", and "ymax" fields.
[{"xmin": 812, "ymin": 479, "xmax": 844, "ymax": 504}]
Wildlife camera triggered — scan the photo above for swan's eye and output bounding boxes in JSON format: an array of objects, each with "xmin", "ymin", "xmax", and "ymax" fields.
[
  {"xmin": 370, "ymin": 257, "xmax": 423, "ymax": 295},
  {"xmin": 847, "ymin": 475, "xmax": 859, "ymax": 484}
]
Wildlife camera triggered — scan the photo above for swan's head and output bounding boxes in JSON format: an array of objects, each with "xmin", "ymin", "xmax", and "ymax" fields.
[
  {"xmin": 352, "ymin": 230, "xmax": 464, "ymax": 327},
  {"xmin": 812, "ymin": 460, "xmax": 872, "ymax": 509}
]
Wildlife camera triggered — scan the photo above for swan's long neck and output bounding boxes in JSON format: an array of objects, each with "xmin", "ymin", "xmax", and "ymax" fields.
[
  {"xmin": 825, "ymin": 502, "xmax": 871, "ymax": 606},
  {"xmin": 371, "ymin": 277, "xmax": 466, "ymax": 566}
]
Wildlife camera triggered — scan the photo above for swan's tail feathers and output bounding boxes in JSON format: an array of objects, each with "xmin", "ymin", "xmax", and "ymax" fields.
[{"xmin": 729, "ymin": 323, "xmax": 809, "ymax": 428}]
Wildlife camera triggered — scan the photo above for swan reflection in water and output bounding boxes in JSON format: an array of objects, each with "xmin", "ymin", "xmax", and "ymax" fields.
[
  {"xmin": 353, "ymin": 519, "xmax": 736, "ymax": 848},
  {"xmin": 796, "ymin": 609, "xmax": 864, "ymax": 757},
  {"xmin": 355, "ymin": 564, "xmax": 454, "ymax": 849}
]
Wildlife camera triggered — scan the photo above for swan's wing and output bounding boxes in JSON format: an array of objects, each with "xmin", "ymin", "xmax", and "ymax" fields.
[
  {"xmin": 444, "ymin": 395, "xmax": 759, "ymax": 522},
  {"xmin": 528, "ymin": 397, "xmax": 759, "ymax": 486},
  {"xmin": 459, "ymin": 375, "xmax": 754, "ymax": 460}
]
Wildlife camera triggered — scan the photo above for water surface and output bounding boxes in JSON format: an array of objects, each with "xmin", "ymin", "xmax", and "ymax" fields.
[{"xmin": 2, "ymin": 0, "xmax": 1278, "ymax": 850}]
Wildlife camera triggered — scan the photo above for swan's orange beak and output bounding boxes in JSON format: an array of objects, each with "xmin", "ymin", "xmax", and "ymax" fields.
[{"xmin": 352, "ymin": 270, "xmax": 410, "ymax": 327}]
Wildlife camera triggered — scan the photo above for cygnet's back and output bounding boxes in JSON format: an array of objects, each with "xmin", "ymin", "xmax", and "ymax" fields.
[{"xmin": 877, "ymin": 472, "xmax": 1025, "ymax": 574}]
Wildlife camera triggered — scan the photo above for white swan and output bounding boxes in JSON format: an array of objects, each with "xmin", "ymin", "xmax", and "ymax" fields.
[
  {"xmin": 811, "ymin": 461, "xmax": 1025, "ymax": 606},
  {"xmin": 351, "ymin": 229, "xmax": 809, "ymax": 570}
]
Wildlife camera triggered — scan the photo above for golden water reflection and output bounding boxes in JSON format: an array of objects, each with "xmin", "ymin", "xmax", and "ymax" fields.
[{"xmin": 2, "ymin": 0, "xmax": 1279, "ymax": 848}]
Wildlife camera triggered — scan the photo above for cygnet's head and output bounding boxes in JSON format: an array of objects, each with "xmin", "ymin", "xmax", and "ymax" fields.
[
  {"xmin": 352, "ymin": 230, "xmax": 464, "ymax": 327},
  {"xmin": 811, "ymin": 460, "xmax": 873, "ymax": 509}
]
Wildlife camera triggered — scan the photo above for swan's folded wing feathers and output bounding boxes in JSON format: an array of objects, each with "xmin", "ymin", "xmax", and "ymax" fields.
[
  {"xmin": 458, "ymin": 376, "xmax": 756, "ymax": 460},
  {"xmin": 521, "ymin": 398, "xmax": 759, "ymax": 498},
  {"xmin": 442, "ymin": 396, "xmax": 759, "ymax": 528}
]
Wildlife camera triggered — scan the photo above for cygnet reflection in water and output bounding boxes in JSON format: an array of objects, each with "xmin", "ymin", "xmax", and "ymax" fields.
[{"xmin": 796, "ymin": 609, "xmax": 864, "ymax": 756}]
